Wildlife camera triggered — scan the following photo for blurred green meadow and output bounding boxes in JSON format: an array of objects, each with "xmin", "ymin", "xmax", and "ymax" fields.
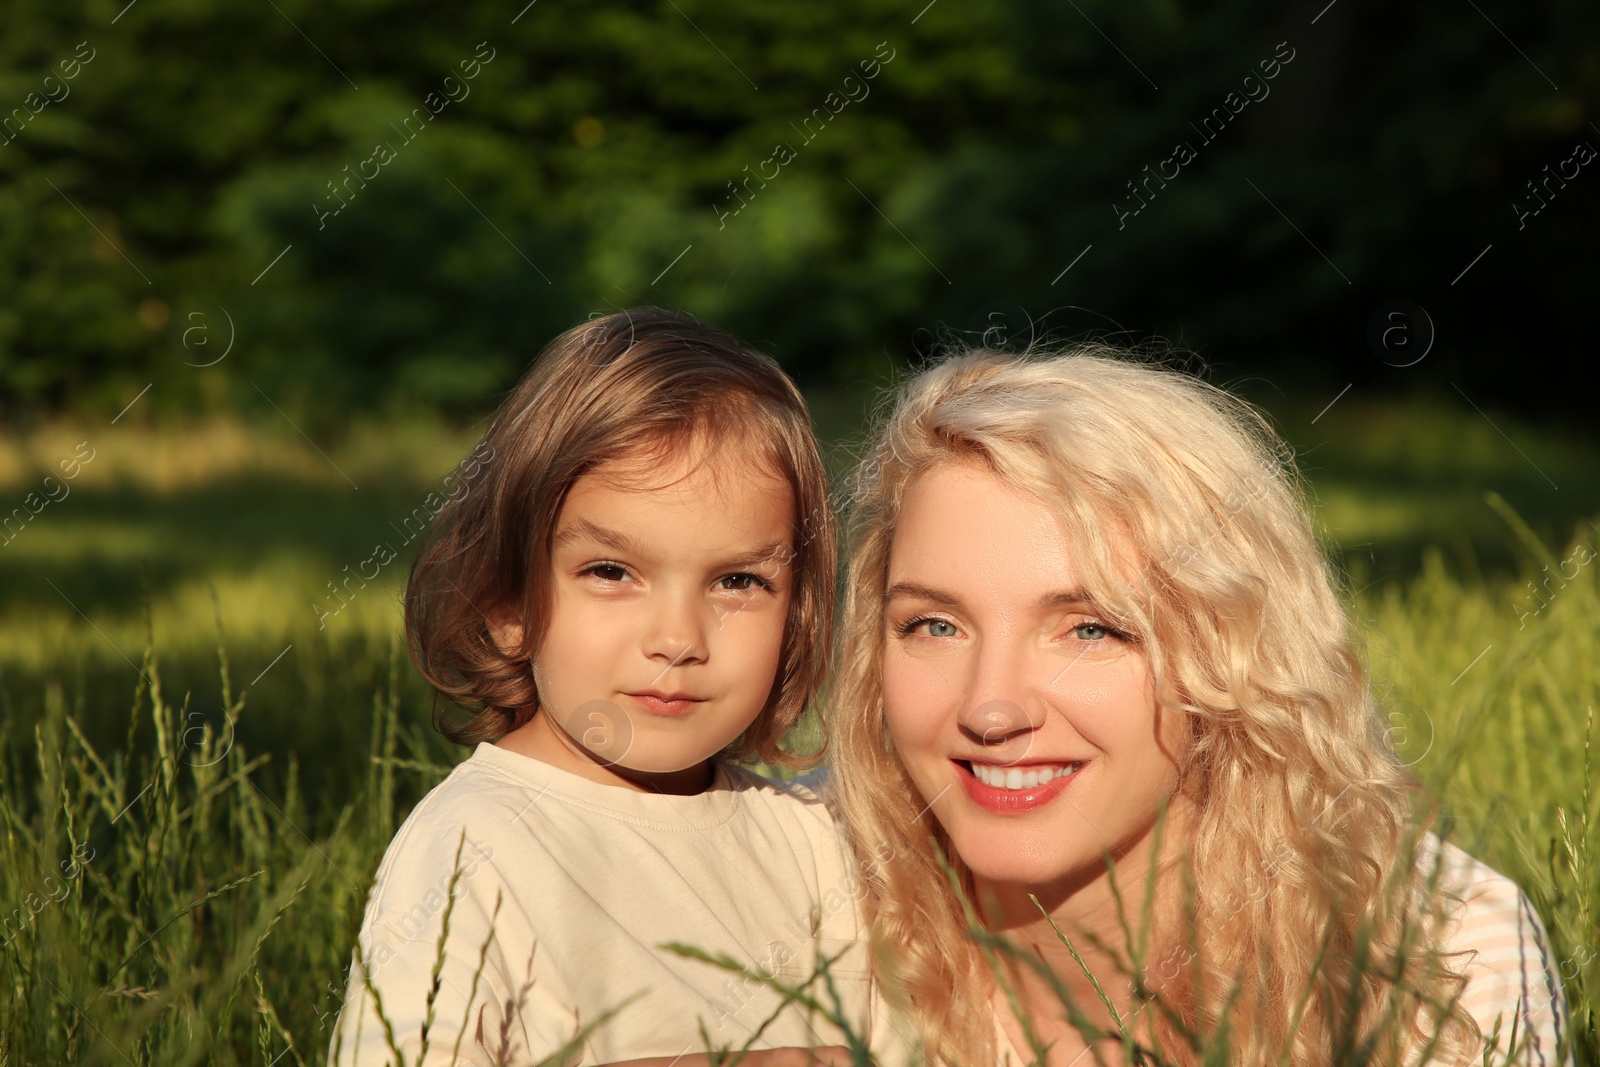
[{"xmin": 2, "ymin": 390, "xmax": 1598, "ymax": 1064}]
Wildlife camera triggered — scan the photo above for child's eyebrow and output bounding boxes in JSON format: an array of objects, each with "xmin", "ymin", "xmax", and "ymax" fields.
[
  {"xmin": 720, "ymin": 542, "xmax": 793, "ymax": 571},
  {"xmin": 552, "ymin": 519, "xmax": 649, "ymax": 557},
  {"xmin": 552, "ymin": 522, "xmax": 790, "ymax": 572}
]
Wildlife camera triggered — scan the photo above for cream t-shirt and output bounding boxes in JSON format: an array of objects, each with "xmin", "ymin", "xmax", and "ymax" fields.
[
  {"xmin": 329, "ymin": 744, "xmax": 907, "ymax": 1066},
  {"xmin": 990, "ymin": 833, "xmax": 1573, "ymax": 1066}
]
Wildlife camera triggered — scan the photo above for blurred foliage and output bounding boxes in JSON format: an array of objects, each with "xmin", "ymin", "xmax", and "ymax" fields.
[{"xmin": 0, "ymin": 0, "xmax": 1595, "ymax": 428}]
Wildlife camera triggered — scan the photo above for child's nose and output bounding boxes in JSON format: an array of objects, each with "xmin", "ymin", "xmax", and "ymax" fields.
[{"xmin": 642, "ymin": 593, "xmax": 709, "ymax": 669}]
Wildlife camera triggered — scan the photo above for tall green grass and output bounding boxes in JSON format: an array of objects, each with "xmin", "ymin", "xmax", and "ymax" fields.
[
  {"xmin": 3, "ymin": 515, "xmax": 1595, "ymax": 1065},
  {"xmin": 0, "ymin": 601, "xmax": 415, "ymax": 1066},
  {"xmin": 2, "ymin": 402, "xmax": 1596, "ymax": 1064}
]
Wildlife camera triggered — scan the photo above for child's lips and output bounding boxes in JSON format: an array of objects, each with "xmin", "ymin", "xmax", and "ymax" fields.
[{"xmin": 623, "ymin": 691, "xmax": 705, "ymax": 717}]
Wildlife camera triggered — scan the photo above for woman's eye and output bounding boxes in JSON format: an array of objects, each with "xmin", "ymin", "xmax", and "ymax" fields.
[
  {"xmin": 1071, "ymin": 622, "xmax": 1116, "ymax": 642},
  {"xmin": 717, "ymin": 573, "xmax": 771, "ymax": 593},
  {"xmin": 584, "ymin": 563, "xmax": 631, "ymax": 582},
  {"xmin": 900, "ymin": 617, "xmax": 958, "ymax": 638}
]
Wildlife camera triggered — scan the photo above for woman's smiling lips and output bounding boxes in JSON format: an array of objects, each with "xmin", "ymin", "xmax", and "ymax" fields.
[
  {"xmin": 623, "ymin": 690, "xmax": 706, "ymax": 717},
  {"xmin": 955, "ymin": 758, "xmax": 1088, "ymax": 814}
]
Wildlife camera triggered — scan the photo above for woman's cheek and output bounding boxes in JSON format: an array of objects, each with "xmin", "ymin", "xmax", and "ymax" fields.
[
  {"xmin": 880, "ymin": 657, "xmax": 912, "ymax": 735},
  {"xmin": 882, "ymin": 651, "xmax": 945, "ymax": 741}
]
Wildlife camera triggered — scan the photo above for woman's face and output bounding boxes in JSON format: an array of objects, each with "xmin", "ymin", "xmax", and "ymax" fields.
[{"xmin": 880, "ymin": 462, "xmax": 1189, "ymax": 891}]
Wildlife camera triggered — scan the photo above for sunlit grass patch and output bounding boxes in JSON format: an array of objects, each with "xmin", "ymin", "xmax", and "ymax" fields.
[{"xmin": 1, "ymin": 399, "xmax": 1596, "ymax": 1063}]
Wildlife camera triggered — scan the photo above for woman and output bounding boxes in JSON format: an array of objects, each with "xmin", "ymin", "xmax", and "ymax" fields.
[{"xmin": 829, "ymin": 347, "xmax": 1572, "ymax": 1066}]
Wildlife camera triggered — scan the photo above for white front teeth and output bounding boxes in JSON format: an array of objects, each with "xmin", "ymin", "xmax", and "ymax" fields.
[{"xmin": 970, "ymin": 761, "xmax": 1083, "ymax": 790}]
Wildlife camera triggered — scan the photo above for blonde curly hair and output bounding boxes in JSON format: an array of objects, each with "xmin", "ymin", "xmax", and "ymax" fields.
[{"xmin": 828, "ymin": 346, "xmax": 1481, "ymax": 1066}]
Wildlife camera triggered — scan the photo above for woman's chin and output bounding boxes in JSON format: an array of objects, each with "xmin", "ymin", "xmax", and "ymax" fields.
[{"xmin": 951, "ymin": 830, "xmax": 1089, "ymax": 891}]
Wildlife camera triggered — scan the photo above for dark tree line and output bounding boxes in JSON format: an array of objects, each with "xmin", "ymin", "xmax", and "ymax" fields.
[{"xmin": 0, "ymin": 0, "xmax": 1593, "ymax": 428}]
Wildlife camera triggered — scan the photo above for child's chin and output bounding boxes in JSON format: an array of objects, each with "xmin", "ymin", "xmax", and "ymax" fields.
[
  {"xmin": 592, "ymin": 747, "xmax": 717, "ymax": 777},
  {"xmin": 608, "ymin": 725, "xmax": 754, "ymax": 775}
]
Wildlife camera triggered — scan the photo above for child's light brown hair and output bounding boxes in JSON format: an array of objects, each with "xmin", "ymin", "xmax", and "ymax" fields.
[{"xmin": 404, "ymin": 308, "xmax": 836, "ymax": 766}]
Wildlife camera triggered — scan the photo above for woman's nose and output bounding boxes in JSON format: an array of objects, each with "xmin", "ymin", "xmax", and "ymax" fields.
[{"xmin": 957, "ymin": 697, "xmax": 1044, "ymax": 764}]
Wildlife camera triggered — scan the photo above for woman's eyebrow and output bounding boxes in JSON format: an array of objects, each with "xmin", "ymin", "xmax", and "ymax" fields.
[
  {"xmin": 883, "ymin": 580, "xmax": 960, "ymax": 607},
  {"xmin": 884, "ymin": 583, "xmax": 1103, "ymax": 610},
  {"xmin": 1039, "ymin": 586, "xmax": 1097, "ymax": 609}
]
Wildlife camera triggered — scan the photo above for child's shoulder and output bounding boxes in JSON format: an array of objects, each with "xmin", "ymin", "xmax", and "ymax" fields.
[
  {"xmin": 394, "ymin": 742, "xmax": 549, "ymax": 827},
  {"xmin": 716, "ymin": 764, "xmax": 855, "ymax": 849},
  {"xmin": 362, "ymin": 744, "xmax": 577, "ymax": 895},
  {"xmin": 722, "ymin": 763, "xmax": 837, "ymax": 812},
  {"xmin": 382, "ymin": 749, "xmax": 834, "ymax": 856}
]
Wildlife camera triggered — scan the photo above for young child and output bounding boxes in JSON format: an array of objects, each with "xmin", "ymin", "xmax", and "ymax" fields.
[{"xmin": 329, "ymin": 309, "xmax": 899, "ymax": 1066}]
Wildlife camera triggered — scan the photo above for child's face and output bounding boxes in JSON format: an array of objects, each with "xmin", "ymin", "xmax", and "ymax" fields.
[{"xmin": 514, "ymin": 447, "xmax": 796, "ymax": 792}]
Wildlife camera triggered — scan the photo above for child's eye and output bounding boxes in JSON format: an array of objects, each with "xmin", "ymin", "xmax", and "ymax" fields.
[
  {"xmin": 898, "ymin": 616, "xmax": 959, "ymax": 638},
  {"xmin": 581, "ymin": 562, "xmax": 634, "ymax": 583},
  {"xmin": 716, "ymin": 572, "xmax": 774, "ymax": 593}
]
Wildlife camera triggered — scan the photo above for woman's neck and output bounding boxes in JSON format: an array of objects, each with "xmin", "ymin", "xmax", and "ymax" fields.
[
  {"xmin": 980, "ymin": 863, "xmax": 1155, "ymax": 1013},
  {"xmin": 977, "ymin": 800, "xmax": 1196, "ymax": 1059}
]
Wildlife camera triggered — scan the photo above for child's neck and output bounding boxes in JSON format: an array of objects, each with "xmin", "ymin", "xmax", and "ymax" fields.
[{"xmin": 496, "ymin": 712, "xmax": 716, "ymax": 795}]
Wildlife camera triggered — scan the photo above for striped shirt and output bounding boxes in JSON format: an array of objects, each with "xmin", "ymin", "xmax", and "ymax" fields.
[
  {"xmin": 1422, "ymin": 833, "xmax": 1574, "ymax": 1067},
  {"xmin": 991, "ymin": 834, "xmax": 1574, "ymax": 1065}
]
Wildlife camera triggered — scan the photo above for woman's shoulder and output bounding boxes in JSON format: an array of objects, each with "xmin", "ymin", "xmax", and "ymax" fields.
[
  {"xmin": 1419, "ymin": 833, "xmax": 1524, "ymax": 905},
  {"xmin": 1419, "ymin": 833, "xmax": 1552, "ymax": 963},
  {"xmin": 1417, "ymin": 832, "xmax": 1574, "ymax": 1066}
]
